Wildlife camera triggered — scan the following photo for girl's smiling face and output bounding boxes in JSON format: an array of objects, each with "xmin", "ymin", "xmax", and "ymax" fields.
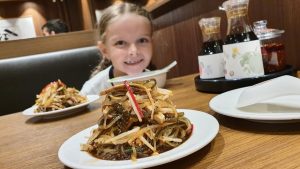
[{"xmin": 99, "ymin": 13, "xmax": 153, "ymax": 77}]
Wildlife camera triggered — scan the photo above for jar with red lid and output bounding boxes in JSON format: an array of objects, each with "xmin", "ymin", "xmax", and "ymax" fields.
[{"xmin": 253, "ymin": 20, "xmax": 286, "ymax": 73}]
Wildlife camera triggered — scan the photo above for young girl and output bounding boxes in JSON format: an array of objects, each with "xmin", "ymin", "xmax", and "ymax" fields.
[{"xmin": 80, "ymin": 2, "xmax": 154, "ymax": 95}]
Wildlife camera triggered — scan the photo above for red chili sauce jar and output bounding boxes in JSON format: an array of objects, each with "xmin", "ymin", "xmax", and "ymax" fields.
[{"xmin": 253, "ymin": 20, "xmax": 286, "ymax": 73}]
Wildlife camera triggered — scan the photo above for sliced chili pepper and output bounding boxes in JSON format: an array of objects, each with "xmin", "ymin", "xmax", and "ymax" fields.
[{"xmin": 124, "ymin": 81, "xmax": 144, "ymax": 122}]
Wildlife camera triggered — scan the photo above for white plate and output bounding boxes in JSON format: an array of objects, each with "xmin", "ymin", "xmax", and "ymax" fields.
[
  {"xmin": 22, "ymin": 95, "xmax": 99, "ymax": 117},
  {"xmin": 209, "ymin": 87, "xmax": 300, "ymax": 122},
  {"xmin": 107, "ymin": 61, "xmax": 177, "ymax": 87},
  {"xmin": 58, "ymin": 109, "xmax": 219, "ymax": 169},
  {"xmin": 108, "ymin": 70, "xmax": 166, "ymax": 83},
  {"xmin": 108, "ymin": 70, "xmax": 167, "ymax": 88}
]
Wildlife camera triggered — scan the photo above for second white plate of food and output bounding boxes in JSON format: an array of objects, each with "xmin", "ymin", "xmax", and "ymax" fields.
[
  {"xmin": 209, "ymin": 87, "xmax": 300, "ymax": 121},
  {"xmin": 22, "ymin": 95, "xmax": 99, "ymax": 117},
  {"xmin": 58, "ymin": 109, "xmax": 219, "ymax": 169}
]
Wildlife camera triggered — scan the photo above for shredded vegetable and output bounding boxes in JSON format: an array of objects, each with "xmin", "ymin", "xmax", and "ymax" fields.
[
  {"xmin": 34, "ymin": 79, "xmax": 87, "ymax": 112},
  {"xmin": 80, "ymin": 79, "xmax": 192, "ymax": 161}
]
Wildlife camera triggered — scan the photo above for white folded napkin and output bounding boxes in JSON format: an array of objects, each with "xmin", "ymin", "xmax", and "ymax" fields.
[{"xmin": 236, "ymin": 75, "xmax": 300, "ymax": 108}]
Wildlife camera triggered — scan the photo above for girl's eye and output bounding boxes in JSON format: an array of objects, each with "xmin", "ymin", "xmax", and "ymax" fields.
[
  {"xmin": 114, "ymin": 41, "xmax": 126, "ymax": 46},
  {"xmin": 138, "ymin": 38, "xmax": 149, "ymax": 44}
]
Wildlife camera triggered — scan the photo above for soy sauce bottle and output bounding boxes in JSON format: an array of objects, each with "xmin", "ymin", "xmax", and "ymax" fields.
[
  {"xmin": 225, "ymin": 31, "xmax": 258, "ymax": 44},
  {"xmin": 200, "ymin": 40, "xmax": 223, "ymax": 55},
  {"xmin": 221, "ymin": 0, "xmax": 264, "ymax": 79},
  {"xmin": 198, "ymin": 17, "xmax": 225, "ymax": 79}
]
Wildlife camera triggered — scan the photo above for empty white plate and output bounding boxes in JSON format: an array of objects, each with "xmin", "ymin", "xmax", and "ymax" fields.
[{"xmin": 209, "ymin": 87, "xmax": 300, "ymax": 122}]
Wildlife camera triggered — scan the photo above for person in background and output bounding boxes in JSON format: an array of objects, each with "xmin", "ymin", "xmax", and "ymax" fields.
[
  {"xmin": 80, "ymin": 2, "xmax": 155, "ymax": 95},
  {"xmin": 41, "ymin": 19, "xmax": 69, "ymax": 36}
]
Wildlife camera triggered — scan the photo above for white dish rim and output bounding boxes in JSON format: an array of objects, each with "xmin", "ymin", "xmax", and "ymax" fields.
[
  {"xmin": 22, "ymin": 95, "xmax": 99, "ymax": 116},
  {"xmin": 209, "ymin": 87, "xmax": 300, "ymax": 121},
  {"xmin": 58, "ymin": 109, "xmax": 219, "ymax": 169},
  {"xmin": 108, "ymin": 69, "xmax": 167, "ymax": 83}
]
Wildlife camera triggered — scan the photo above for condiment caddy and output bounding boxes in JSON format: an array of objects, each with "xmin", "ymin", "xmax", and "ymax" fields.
[{"xmin": 194, "ymin": 0, "xmax": 293, "ymax": 93}]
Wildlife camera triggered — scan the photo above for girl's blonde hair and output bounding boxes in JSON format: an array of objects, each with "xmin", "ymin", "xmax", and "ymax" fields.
[{"xmin": 90, "ymin": 2, "xmax": 153, "ymax": 77}]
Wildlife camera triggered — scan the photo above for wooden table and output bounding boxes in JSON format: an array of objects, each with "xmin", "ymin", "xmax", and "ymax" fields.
[{"xmin": 1, "ymin": 74, "xmax": 300, "ymax": 169}]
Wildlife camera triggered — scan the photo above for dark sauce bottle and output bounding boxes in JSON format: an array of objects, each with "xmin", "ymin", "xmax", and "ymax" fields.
[
  {"xmin": 223, "ymin": 0, "xmax": 259, "ymax": 45},
  {"xmin": 221, "ymin": 0, "xmax": 264, "ymax": 79},
  {"xmin": 198, "ymin": 17, "xmax": 225, "ymax": 79},
  {"xmin": 225, "ymin": 31, "xmax": 258, "ymax": 44},
  {"xmin": 200, "ymin": 39, "xmax": 224, "ymax": 55}
]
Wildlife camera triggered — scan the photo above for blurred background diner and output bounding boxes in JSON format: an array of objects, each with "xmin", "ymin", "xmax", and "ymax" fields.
[{"xmin": 41, "ymin": 19, "xmax": 69, "ymax": 36}]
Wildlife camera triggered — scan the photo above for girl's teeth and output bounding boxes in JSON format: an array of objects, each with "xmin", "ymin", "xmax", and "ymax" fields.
[{"xmin": 126, "ymin": 59, "xmax": 142, "ymax": 64}]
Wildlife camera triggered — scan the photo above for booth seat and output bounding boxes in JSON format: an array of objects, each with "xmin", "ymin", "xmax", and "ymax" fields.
[{"xmin": 0, "ymin": 46, "xmax": 101, "ymax": 115}]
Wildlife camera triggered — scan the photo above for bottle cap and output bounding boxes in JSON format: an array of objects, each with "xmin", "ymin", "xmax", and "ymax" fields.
[{"xmin": 253, "ymin": 20, "xmax": 284, "ymax": 40}]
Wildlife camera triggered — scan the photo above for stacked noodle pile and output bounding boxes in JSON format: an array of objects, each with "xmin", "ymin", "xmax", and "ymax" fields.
[
  {"xmin": 35, "ymin": 79, "xmax": 87, "ymax": 112},
  {"xmin": 81, "ymin": 79, "xmax": 192, "ymax": 160}
]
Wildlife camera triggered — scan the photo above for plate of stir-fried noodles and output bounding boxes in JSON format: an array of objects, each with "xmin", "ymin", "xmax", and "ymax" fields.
[
  {"xmin": 58, "ymin": 80, "xmax": 219, "ymax": 169},
  {"xmin": 22, "ymin": 80, "xmax": 99, "ymax": 116}
]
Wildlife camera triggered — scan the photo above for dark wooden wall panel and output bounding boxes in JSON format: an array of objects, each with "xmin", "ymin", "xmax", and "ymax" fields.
[
  {"xmin": 173, "ymin": 19, "xmax": 200, "ymax": 76},
  {"xmin": 152, "ymin": 27, "xmax": 179, "ymax": 77},
  {"xmin": 153, "ymin": 11, "xmax": 174, "ymax": 30},
  {"xmin": 152, "ymin": 0, "xmax": 300, "ymax": 78}
]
